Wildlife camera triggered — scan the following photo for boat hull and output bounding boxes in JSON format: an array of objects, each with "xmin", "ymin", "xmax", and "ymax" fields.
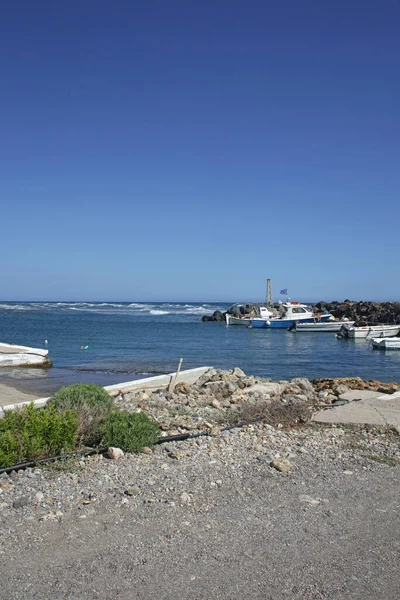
[
  {"xmin": 372, "ymin": 338, "xmax": 400, "ymax": 350},
  {"xmin": 291, "ymin": 321, "xmax": 355, "ymax": 332},
  {"xmin": 0, "ymin": 342, "xmax": 50, "ymax": 368},
  {"xmin": 251, "ymin": 314, "xmax": 333, "ymax": 329},
  {"xmin": 225, "ymin": 315, "xmax": 252, "ymax": 326},
  {"xmin": 344, "ymin": 325, "xmax": 400, "ymax": 339}
]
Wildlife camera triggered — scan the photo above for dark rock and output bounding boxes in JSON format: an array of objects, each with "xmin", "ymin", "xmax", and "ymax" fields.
[
  {"xmin": 202, "ymin": 310, "xmax": 226, "ymax": 322},
  {"xmin": 13, "ymin": 496, "xmax": 29, "ymax": 509}
]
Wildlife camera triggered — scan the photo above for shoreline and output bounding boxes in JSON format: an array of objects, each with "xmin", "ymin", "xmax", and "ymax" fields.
[{"xmin": 0, "ymin": 383, "xmax": 39, "ymax": 408}]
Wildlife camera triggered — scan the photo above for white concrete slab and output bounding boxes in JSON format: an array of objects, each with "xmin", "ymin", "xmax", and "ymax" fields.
[
  {"xmin": 312, "ymin": 391, "xmax": 400, "ymax": 428},
  {"xmin": 339, "ymin": 390, "xmax": 385, "ymax": 402}
]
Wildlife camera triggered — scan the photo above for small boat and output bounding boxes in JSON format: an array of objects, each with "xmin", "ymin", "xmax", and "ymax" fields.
[
  {"xmin": 226, "ymin": 305, "xmax": 275, "ymax": 326},
  {"xmin": 337, "ymin": 324, "xmax": 400, "ymax": 339},
  {"xmin": 251, "ymin": 302, "xmax": 334, "ymax": 329},
  {"xmin": 289, "ymin": 320, "xmax": 355, "ymax": 332},
  {"xmin": 0, "ymin": 342, "xmax": 51, "ymax": 367},
  {"xmin": 371, "ymin": 337, "xmax": 400, "ymax": 350}
]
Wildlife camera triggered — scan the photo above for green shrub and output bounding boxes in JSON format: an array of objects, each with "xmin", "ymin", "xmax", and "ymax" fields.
[
  {"xmin": 48, "ymin": 383, "xmax": 114, "ymax": 446},
  {"xmin": 102, "ymin": 411, "xmax": 160, "ymax": 453},
  {"xmin": 0, "ymin": 403, "xmax": 77, "ymax": 468}
]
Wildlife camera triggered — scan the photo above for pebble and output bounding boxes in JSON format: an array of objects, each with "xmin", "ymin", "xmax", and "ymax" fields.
[
  {"xmin": 13, "ymin": 496, "xmax": 29, "ymax": 509},
  {"xmin": 107, "ymin": 447, "xmax": 124, "ymax": 460},
  {"xmin": 298, "ymin": 495, "xmax": 321, "ymax": 506},
  {"xmin": 270, "ymin": 458, "xmax": 292, "ymax": 473}
]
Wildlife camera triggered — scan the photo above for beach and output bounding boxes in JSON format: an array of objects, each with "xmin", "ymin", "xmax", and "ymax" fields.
[
  {"xmin": 1, "ymin": 414, "xmax": 399, "ymax": 599},
  {"xmin": 0, "ymin": 383, "xmax": 38, "ymax": 408}
]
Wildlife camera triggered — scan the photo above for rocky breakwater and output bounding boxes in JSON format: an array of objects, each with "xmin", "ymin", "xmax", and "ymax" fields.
[
  {"xmin": 202, "ymin": 303, "xmax": 271, "ymax": 322},
  {"xmin": 314, "ymin": 300, "xmax": 400, "ymax": 325},
  {"xmin": 203, "ymin": 299, "xmax": 400, "ymax": 324}
]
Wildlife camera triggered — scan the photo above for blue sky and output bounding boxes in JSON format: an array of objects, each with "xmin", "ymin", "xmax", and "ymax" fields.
[{"xmin": 1, "ymin": 1, "xmax": 399, "ymax": 302}]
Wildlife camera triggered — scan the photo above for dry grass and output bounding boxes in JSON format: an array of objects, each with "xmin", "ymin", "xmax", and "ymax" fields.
[{"xmin": 223, "ymin": 399, "xmax": 311, "ymax": 428}]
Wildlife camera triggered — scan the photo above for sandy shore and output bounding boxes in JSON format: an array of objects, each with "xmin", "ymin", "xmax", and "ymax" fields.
[{"xmin": 0, "ymin": 383, "xmax": 39, "ymax": 408}]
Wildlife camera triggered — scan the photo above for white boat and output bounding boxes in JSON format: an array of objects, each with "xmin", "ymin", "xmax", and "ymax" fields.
[
  {"xmin": 371, "ymin": 337, "xmax": 400, "ymax": 350},
  {"xmin": 251, "ymin": 302, "xmax": 334, "ymax": 328},
  {"xmin": 338, "ymin": 324, "xmax": 400, "ymax": 339},
  {"xmin": 0, "ymin": 342, "xmax": 51, "ymax": 367},
  {"xmin": 289, "ymin": 320, "xmax": 355, "ymax": 332},
  {"xmin": 226, "ymin": 306, "xmax": 275, "ymax": 326}
]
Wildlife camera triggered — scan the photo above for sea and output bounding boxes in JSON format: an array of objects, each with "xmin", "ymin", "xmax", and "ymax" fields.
[{"xmin": 1, "ymin": 301, "xmax": 399, "ymax": 396}]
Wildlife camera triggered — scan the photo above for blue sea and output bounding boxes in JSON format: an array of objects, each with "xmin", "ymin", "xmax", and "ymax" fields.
[{"xmin": 1, "ymin": 301, "xmax": 399, "ymax": 396}]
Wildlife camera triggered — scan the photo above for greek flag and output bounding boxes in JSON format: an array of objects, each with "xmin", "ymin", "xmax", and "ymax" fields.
[{"xmin": 280, "ymin": 288, "xmax": 288, "ymax": 295}]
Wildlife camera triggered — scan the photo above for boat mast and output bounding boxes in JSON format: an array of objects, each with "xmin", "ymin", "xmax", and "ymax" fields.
[{"xmin": 266, "ymin": 278, "xmax": 273, "ymax": 307}]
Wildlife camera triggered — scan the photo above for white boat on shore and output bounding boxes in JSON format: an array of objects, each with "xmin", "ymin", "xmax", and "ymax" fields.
[
  {"xmin": 338, "ymin": 324, "xmax": 400, "ymax": 339},
  {"xmin": 0, "ymin": 342, "xmax": 50, "ymax": 367},
  {"xmin": 289, "ymin": 320, "xmax": 355, "ymax": 333},
  {"xmin": 371, "ymin": 337, "xmax": 400, "ymax": 350}
]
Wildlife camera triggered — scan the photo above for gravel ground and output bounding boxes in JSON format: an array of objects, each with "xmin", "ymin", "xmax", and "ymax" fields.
[{"xmin": 1, "ymin": 422, "xmax": 399, "ymax": 599}]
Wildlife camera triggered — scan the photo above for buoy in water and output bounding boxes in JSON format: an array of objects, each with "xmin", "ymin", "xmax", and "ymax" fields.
[
  {"xmin": 44, "ymin": 340, "xmax": 48, "ymax": 346},
  {"xmin": 80, "ymin": 345, "xmax": 89, "ymax": 350}
]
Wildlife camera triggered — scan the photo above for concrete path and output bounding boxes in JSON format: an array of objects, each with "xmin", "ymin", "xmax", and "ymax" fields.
[{"xmin": 313, "ymin": 390, "xmax": 400, "ymax": 428}]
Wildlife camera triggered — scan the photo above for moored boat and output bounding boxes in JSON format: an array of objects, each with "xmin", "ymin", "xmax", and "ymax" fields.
[
  {"xmin": 250, "ymin": 302, "xmax": 334, "ymax": 329},
  {"xmin": 371, "ymin": 337, "xmax": 400, "ymax": 350},
  {"xmin": 338, "ymin": 324, "xmax": 400, "ymax": 339},
  {"xmin": 0, "ymin": 342, "xmax": 51, "ymax": 367},
  {"xmin": 289, "ymin": 320, "xmax": 355, "ymax": 332}
]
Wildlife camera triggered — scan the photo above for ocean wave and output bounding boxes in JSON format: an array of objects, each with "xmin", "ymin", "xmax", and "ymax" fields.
[
  {"xmin": 129, "ymin": 303, "xmax": 151, "ymax": 308},
  {"xmin": 0, "ymin": 304, "xmax": 31, "ymax": 311},
  {"xmin": 184, "ymin": 306, "xmax": 214, "ymax": 314},
  {"xmin": 149, "ymin": 309, "xmax": 171, "ymax": 315}
]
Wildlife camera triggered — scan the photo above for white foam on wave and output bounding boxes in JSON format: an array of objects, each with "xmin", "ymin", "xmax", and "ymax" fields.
[
  {"xmin": 0, "ymin": 304, "xmax": 30, "ymax": 311},
  {"xmin": 129, "ymin": 303, "xmax": 153, "ymax": 309},
  {"xmin": 185, "ymin": 306, "xmax": 214, "ymax": 314},
  {"xmin": 149, "ymin": 309, "xmax": 171, "ymax": 315}
]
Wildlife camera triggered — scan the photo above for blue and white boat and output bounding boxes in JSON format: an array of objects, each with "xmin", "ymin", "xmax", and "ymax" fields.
[{"xmin": 250, "ymin": 302, "xmax": 334, "ymax": 329}]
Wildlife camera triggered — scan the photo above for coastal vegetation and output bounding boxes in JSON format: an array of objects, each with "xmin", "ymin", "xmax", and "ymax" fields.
[
  {"xmin": 48, "ymin": 383, "xmax": 115, "ymax": 446},
  {"xmin": 0, "ymin": 403, "xmax": 77, "ymax": 468},
  {"xmin": 0, "ymin": 384, "xmax": 161, "ymax": 469},
  {"xmin": 101, "ymin": 411, "xmax": 161, "ymax": 453}
]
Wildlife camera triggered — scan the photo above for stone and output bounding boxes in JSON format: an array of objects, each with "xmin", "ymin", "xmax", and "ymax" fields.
[
  {"xmin": 107, "ymin": 447, "xmax": 124, "ymax": 460},
  {"xmin": 180, "ymin": 492, "xmax": 191, "ymax": 503},
  {"xmin": 124, "ymin": 486, "xmax": 140, "ymax": 496},
  {"xmin": 13, "ymin": 496, "xmax": 29, "ymax": 509},
  {"xmin": 142, "ymin": 447, "xmax": 153, "ymax": 455},
  {"xmin": 212, "ymin": 399, "xmax": 221, "ymax": 409},
  {"xmin": 335, "ymin": 384, "xmax": 351, "ymax": 395},
  {"xmin": 270, "ymin": 458, "xmax": 292, "ymax": 473},
  {"xmin": 35, "ymin": 492, "xmax": 44, "ymax": 502},
  {"xmin": 299, "ymin": 494, "xmax": 321, "ymax": 506},
  {"xmin": 175, "ymin": 382, "xmax": 190, "ymax": 394},
  {"xmin": 290, "ymin": 378, "xmax": 316, "ymax": 400},
  {"xmin": 233, "ymin": 367, "xmax": 246, "ymax": 378},
  {"xmin": 244, "ymin": 382, "xmax": 285, "ymax": 397}
]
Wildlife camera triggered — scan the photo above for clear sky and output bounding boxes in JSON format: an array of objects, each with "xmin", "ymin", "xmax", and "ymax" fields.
[{"xmin": 1, "ymin": 1, "xmax": 399, "ymax": 302}]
